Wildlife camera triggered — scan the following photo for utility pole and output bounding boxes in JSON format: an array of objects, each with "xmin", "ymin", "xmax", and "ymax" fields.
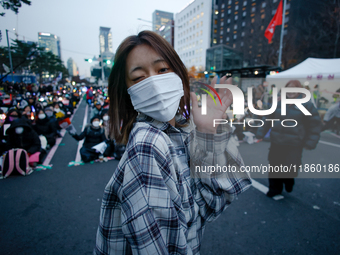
[
  {"xmin": 278, "ymin": 0, "xmax": 287, "ymax": 68},
  {"xmin": 6, "ymin": 29, "xmax": 14, "ymax": 82}
]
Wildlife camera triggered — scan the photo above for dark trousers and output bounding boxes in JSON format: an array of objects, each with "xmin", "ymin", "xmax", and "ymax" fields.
[{"xmin": 267, "ymin": 144, "xmax": 303, "ymax": 194}]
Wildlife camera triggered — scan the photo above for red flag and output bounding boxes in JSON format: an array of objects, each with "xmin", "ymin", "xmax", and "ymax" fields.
[{"xmin": 264, "ymin": 0, "xmax": 283, "ymax": 43}]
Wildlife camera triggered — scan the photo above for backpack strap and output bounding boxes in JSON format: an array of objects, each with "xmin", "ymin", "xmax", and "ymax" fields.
[
  {"xmin": 15, "ymin": 149, "xmax": 26, "ymax": 176},
  {"xmin": 4, "ymin": 150, "xmax": 15, "ymax": 178}
]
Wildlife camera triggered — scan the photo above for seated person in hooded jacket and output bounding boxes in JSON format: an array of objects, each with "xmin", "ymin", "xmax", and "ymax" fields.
[
  {"xmin": 6, "ymin": 117, "xmax": 41, "ymax": 156},
  {"xmin": 34, "ymin": 109, "xmax": 57, "ymax": 147},
  {"xmin": 69, "ymin": 115, "xmax": 107, "ymax": 163}
]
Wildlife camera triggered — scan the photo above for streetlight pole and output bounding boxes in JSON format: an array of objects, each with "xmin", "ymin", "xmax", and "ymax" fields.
[{"xmin": 6, "ymin": 29, "xmax": 14, "ymax": 82}]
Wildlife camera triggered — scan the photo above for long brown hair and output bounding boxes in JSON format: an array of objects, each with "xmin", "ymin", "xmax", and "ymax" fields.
[{"xmin": 108, "ymin": 30, "xmax": 190, "ymax": 144}]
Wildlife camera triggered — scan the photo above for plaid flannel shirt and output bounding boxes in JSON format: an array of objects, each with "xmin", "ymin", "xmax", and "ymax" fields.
[{"xmin": 94, "ymin": 114, "xmax": 251, "ymax": 255}]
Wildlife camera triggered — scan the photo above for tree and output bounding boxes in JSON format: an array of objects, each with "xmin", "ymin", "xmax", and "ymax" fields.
[
  {"xmin": 0, "ymin": 0, "xmax": 31, "ymax": 16},
  {"xmin": 0, "ymin": 40, "xmax": 68, "ymax": 83}
]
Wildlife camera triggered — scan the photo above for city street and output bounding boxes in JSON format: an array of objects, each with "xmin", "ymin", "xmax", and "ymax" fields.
[{"xmin": 1, "ymin": 100, "xmax": 339, "ymax": 255}]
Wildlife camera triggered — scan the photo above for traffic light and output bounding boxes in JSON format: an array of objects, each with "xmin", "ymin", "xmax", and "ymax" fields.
[{"xmin": 85, "ymin": 58, "xmax": 93, "ymax": 63}]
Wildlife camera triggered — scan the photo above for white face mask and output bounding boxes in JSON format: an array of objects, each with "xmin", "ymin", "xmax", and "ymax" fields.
[
  {"xmin": 127, "ymin": 72, "xmax": 184, "ymax": 122},
  {"xmin": 54, "ymin": 108, "xmax": 60, "ymax": 113},
  {"xmin": 38, "ymin": 114, "xmax": 46, "ymax": 119},
  {"xmin": 92, "ymin": 121, "xmax": 100, "ymax": 127},
  {"xmin": 46, "ymin": 111, "xmax": 53, "ymax": 117},
  {"xmin": 103, "ymin": 115, "xmax": 109, "ymax": 121},
  {"xmin": 15, "ymin": 127, "xmax": 24, "ymax": 134}
]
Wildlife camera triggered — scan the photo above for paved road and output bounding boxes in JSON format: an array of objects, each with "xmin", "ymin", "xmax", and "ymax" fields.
[{"xmin": 1, "ymin": 100, "xmax": 339, "ymax": 255}]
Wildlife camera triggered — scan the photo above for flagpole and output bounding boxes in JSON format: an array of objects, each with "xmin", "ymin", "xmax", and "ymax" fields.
[{"xmin": 278, "ymin": 0, "xmax": 287, "ymax": 68}]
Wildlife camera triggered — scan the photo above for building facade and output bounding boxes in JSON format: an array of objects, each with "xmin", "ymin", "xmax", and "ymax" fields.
[
  {"xmin": 67, "ymin": 58, "xmax": 78, "ymax": 77},
  {"xmin": 38, "ymin": 32, "xmax": 61, "ymax": 59},
  {"xmin": 152, "ymin": 10, "xmax": 174, "ymax": 46},
  {"xmin": 99, "ymin": 27, "xmax": 113, "ymax": 55},
  {"xmin": 174, "ymin": 0, "xmax": 213, "ymax": 71},
  {"xmin": 210, "ymin": 0, "xmax": 330, "ymax": 70}
]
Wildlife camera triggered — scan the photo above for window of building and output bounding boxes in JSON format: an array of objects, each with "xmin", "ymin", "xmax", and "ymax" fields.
[
  {"xmin": 233, "ymin": 44, "xmax": 236, "ymax": 48},
  {"xmin": 273, "ymin": 0, "xmax": 277, "ymax": 2},
  {"xmin": 243, "ymin": 1, "xmax": 247, "ymax": 6},
  {"xmin": 262, "ymin": 2, "xmax": 266, "ymax": 8},
  {"xmin": 234, "ymin": 24, "xmax": 238, "ymax": 30},
  {"xmin": 285, "ymin": 16, "xmax": 289, "ymax": 23},
  {"xmin": 243, "ymin": 11, "xmax": 246, "ymax": 17},
  {"xmin": 214, "ymin": 29, "xmax": 217, "ymax": 34},
  {"xmin": 286, "ymin": 3, "xmax": 290, "ymax": 9},
  {"xmin": 227, "ymin": 18, "xmax": 231, "ymax": 23},
  {"xmin": 215, "ymin": 10, "xmax": 219, "ymax": 15},
  {"xmin": 227, "ymin": 27, "xmax": 230, "ymax": 32},
  {"xmin": 201, "ymin": 12, "xmax": 204, "ymax": 16},
  {"xmin": 197, "ymin": 5, "xmax": 199, "ymax": 10},
  {"xmin": 235, "ymin": 15, "xmax": 238, "ymax": 20},
  {"xmin": 227, "ymin": 37, "xmax": 230, "ymax": 41},
  {"xmin": 251, "ymin": 6, "xmax": 256, "ymax": 12},
  {"xmin": 272, "ymin": 9, "xmax": 277, "ymax": 15},
  {"xmin": 234, "ymin": 34, "xmax": 237, "ymax": 39},
  {"xmin": 200, "ymin": 30, "xmax": 203, "ymax": 35},
  {"xmin": 251, "ymin": 29, "xmax": 254, "ymax": 33},
  {"xmin": 222, "ymin": 3, "xmax": 225, "ymax": 8},
  {"xmin": 197, "ymin": 14, "xmax": 200, "ymax": 19},
  {"xmin": 201, "ymin": 2, "xmax": 203, "ymax": 8},
  {"xmin": 241, "ymin": 31, "xmax": 245, "ymax": 36},
  {"xmin": 190, "ymin": 11, "xmax": 192, "ymax": 15},
  {"xmin": 214, "ymin": 19, "xmax": 218, "ymax": 24},
  {"xmin": 261, "ymin": 25, "xmax": 264, "ymax": 30},
  {"xmin": 197, "ymin": 24, "xmax": 199, "ymax": 28},
  {"xmin": 201, "ymin": 21, "xmax": 203, "ymax": 26},
  {"xmin": 220, "ymin": 30, "xmax": 223, "ymax": 35},
  {"xmin": 200, "ymin": 39, "xmax": 203, "ymax": 44},
  {"xmin": 235, "ymin": 5, "xmax": 239, "ymax": 10},
  {"xmin": 194, "ymin": 8, "xmax": 196, "ymax": 13},
  {"xmin": 242, "ymin": 21, "xmax": 246, "ymax": 26},
  {"xmin": 251, "ymin": 18, "xmax": 255, "ymax": 23},
  {"xmin": 261, "ymin": 14, "xmax": 265, "ymax": 19},
  {"xmin": 284, "ymin": 29, "xmax": 288, "ymax": 35},
  {"xmin": 222, "ymin": 12, "xmax": 224, "ymax": 17},
  {"xmin": 228, "ymin": 0, "xmax": 232, "ymax": 4},
  {"xmin": 220, "ymin": 39, "xmax": 223, "ymax": 43},
  {"xmin": 221, "ymin": 21, "xmax": 224, "ymax": 26},
  {"xmin": 241, "ymin": 41, "xmax": 244, "ymax": 46}
]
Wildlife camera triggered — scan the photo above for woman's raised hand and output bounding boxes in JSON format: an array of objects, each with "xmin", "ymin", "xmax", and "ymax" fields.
[{"xmin": 190, "ymin": 76, "xmax": 234, "ymax": 134}]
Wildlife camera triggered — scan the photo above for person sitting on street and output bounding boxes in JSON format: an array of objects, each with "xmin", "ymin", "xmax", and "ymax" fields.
[
  {"xmin": 91, "ymin": 101, "xmax": 104, "ymax": 119},
  {"xmin": 69, "ymin": 115, "xmax": 107, "ymax": 163},
  {"xmin": 34, "ymin": 109, "xmax": 57, "ymax": 148},
  {"xmin": 6, "ymin": 117, "xmax": 42, "ymax": 166}
]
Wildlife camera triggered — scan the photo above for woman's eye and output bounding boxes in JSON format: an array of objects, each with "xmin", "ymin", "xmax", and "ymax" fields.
[
  {"xmin": 133, "ymin": 77, "xmax": 142, "ymax": 82},
  {"xmin": 159, "ymin": 68, "xmax": 169, "ymax": 73}
]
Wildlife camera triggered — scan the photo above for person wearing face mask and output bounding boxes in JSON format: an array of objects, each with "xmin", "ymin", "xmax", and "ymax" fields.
[
  {"xmin": 94, "ymin": 31, "xmax": 251, "ymax": 255},
  {"xmin": 91, "ymin": 101, "xmax": 104, "ymax": 119},
  {"xmin": 256, "ymin": 80, "xmax": 322, "ymax": 197},
  {"xmin": 69, "ymin": 115, "xmax": 107, "ymax": 163},
  {"xmin": 34, "ymin": 109, "xmax": 57, "ymax": 147},
  {"xmin": 52, "ymin": 102, "xmax": 65, "ymax": 119},
  {"xmin": 5, "ymin": 118, "xmax": 41, "ymax": 162}
]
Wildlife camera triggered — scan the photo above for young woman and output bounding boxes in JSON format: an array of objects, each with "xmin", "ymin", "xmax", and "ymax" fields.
[{"xmin": 94, "ymin": 31, "xmax": 251, "ymax": 255}]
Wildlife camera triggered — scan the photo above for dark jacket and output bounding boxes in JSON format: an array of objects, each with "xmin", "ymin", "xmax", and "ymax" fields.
[
  {"xmin": 72, "ymin": 125, "xmax": 106, "ymax": 149},
  {"xmin": 34, "ymin": 116, "xmax": 57, "ymax": 139},
  {"xmin": 256, "ymin": 96, "xmax": 322, "ymax": 149},
  {"xmin": 6, "ymin": 118, "xmax": 41, "ymax": 154}
]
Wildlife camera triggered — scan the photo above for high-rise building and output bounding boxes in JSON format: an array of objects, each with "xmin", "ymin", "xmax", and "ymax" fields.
[
  {"xmin": 67, "ymin": 58, "xmax": 78, "ymax": 77},
  {"xmin": 99, "ymin": 27, "xmax": 113, "ymax": 55},
  {"xmin": 152, "ymin": 10, "xmax": 174, "ymax": 46},
  {"xmin": 174, "ymin": 0, "xmax": 212, "ymax": 70},
  {"xmin": 210, "ymin": 0, "xmax": 330, "ymax": 70},
  {"xmin": 38, "ymin": 32, "xmax": 61, "ymax": 59}
]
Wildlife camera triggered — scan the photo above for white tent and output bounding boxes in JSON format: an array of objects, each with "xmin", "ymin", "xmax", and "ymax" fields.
[{"xmin": 266, "ymin": 58, "xmax": 340, "ymax": 108}]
